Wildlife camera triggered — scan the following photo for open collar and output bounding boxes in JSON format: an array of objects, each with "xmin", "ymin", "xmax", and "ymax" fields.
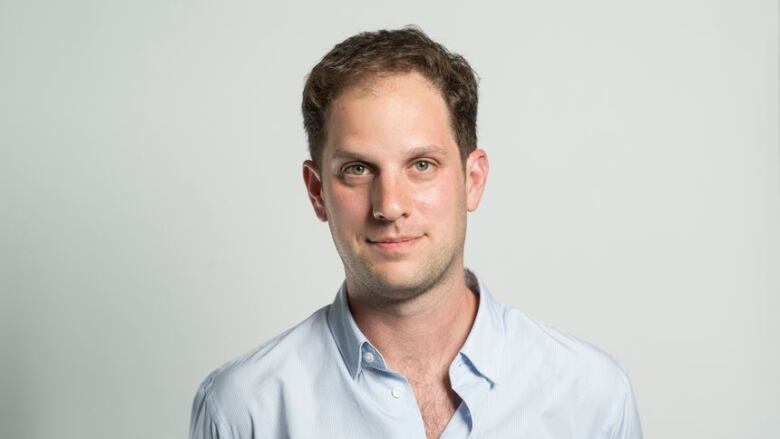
[{"xmin": 326, "ymin": 269, "xmax": 506, "ymax": 384}]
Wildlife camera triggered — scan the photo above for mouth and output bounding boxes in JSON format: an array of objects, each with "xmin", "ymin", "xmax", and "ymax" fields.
[{"xmin": 366, "ymin": 235, "xmax": 423, "ymax": 253}]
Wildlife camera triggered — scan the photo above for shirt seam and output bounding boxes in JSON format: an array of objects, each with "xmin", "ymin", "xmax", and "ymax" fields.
[
  {"xmin": 202, "ymin": 375, "xmax": 232, "ymax": 439},
  {"xmin": 606, "ymin": 368, "xmax": 632, "ymax": 439}
]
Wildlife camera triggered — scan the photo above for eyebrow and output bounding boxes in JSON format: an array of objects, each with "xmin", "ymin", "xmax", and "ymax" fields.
[{"xmin": 329, "ymin": 145, "xmax": 449, "ymax": 162}]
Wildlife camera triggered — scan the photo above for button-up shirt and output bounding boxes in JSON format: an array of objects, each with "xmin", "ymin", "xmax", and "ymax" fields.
[{"xmin": 190, "ymin": 271, "xmax": 642, "ymax": 438}]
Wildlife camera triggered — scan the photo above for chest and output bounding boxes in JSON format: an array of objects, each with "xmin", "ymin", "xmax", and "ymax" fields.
[
  {"xmin": 407, "ymin": 374, "xmax": 461, "ymax": 439},
  {"xmin": 263, "ymin": 365, "xmax": 603, "ymax": 439}
]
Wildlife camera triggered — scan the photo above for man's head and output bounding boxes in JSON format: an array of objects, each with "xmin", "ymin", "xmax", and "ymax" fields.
[
  {"xmin": 302, "ymin": 27, "xmax": 479, "ymax": 169},
  {"xmin": 301, "ymin": 27, "xmax": 488, "ymax": 302}
]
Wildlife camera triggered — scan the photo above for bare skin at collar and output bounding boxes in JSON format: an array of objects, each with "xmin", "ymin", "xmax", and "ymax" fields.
[
  {"xmin": 347, "ymin": 270, "xmax": 479, "ymax": 439},
  {"xmin": 346, "ymin": 271, "xmax": 478, "ymax": 376}
]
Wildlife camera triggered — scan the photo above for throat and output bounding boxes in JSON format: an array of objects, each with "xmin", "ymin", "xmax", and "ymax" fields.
[{"xmin": 349, "ymin": 280, "xmax": 479, "ymax": 370}]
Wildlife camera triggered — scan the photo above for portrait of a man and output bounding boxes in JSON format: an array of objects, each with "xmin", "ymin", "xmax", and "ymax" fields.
[
  {"xmin": 189, "ymin": 27, "xmax": 642, "ymax": 439},
  {"xmin": 2, "ymin": 2, "xmax": 776, "ymax": 439}
]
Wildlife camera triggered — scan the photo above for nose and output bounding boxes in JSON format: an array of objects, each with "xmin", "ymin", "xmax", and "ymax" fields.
[{"xmin": 371, "ymin": 173, "xmax": 410, "ymax": 222}]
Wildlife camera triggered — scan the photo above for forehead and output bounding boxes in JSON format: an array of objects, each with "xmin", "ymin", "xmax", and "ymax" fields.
[{"xmin": 323, "ymin": 72, "xmax": 457, "ymax": 161}]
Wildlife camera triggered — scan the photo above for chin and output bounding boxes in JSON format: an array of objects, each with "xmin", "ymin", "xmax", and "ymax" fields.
[{"xmin": 357, "ymin": 260, "xmax": 442, "ymax": 300}]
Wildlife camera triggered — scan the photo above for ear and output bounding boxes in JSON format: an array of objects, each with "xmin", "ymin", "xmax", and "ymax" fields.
[
  {"xmin": 302, "ymin": 160, "xmax": 328, "ymax": 222},
  {"xmin": 465, "ymin": 148, "xmax": 489, "ymax": 212}
]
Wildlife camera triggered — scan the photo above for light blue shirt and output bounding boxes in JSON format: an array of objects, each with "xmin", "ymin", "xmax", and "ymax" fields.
[{"xmin": 190, "ymin": 271, "xmax": 642, "ymax": 438}]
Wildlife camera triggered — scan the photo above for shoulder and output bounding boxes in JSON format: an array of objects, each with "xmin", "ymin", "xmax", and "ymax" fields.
[
  {"xmin": 190, "ymin": 306, "xmax": 334, "ymax": 436},
  {"xmin": 500, "ymin": 305, "xmax": 636, "ymax": 416},
  {"xmin": 508, "ymin": 307, "xmax": 630, "ymax": 379},
  {"xmin": 203, "ymin": 305, "xmax": 332, "ymax": 400},
  {"xmin": 486, "ymin": 301, "xmax": 641, "ymax": 437}
]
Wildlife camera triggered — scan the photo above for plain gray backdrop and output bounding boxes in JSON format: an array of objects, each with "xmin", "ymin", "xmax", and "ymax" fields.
[{"xmin": 2, "ymin": 1, "xmax": 778, "ymax": 438}]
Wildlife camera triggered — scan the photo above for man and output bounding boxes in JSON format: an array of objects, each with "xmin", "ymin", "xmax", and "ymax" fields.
[{"xmin": 190, "ymin": 27, "xmax": 642, "ymax": 439}]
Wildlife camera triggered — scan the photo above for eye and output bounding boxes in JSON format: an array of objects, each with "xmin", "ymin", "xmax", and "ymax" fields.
[
  {"xmin": 413, "ymin": 160, "xmax": 433, "ymax": 171},
  {"xmin": 343, "ymin": 163, "xmax": 370, "ymax": 176}
]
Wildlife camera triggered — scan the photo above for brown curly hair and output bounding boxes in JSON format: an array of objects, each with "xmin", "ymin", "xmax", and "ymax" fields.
[{"xmin": 301, "ymin": 26, "xmax": 479, "ymax": 168}]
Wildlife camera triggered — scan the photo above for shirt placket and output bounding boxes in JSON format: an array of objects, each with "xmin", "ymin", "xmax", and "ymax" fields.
[{"xmin": 359, "ymin": 344, "xmax": 428, "ymax": 437}]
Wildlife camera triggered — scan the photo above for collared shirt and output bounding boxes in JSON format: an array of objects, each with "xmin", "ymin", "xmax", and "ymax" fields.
[{"xmin": 190, "ymin": 271, "xmax": 642, "ymax": 438}]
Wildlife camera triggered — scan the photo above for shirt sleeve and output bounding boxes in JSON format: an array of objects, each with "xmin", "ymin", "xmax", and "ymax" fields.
[
  {"xmin": 189, "ymin": 379, "xmax": 225, "ymax": 439},
  {"xmin": 609, "ymin": 372, "xmax": 643, "ymax": 439}
]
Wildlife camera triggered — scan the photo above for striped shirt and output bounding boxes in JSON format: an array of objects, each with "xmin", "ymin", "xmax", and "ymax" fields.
[{"xmin": 190, "ymin": 270, "xmax": 642, "ymax": 438}]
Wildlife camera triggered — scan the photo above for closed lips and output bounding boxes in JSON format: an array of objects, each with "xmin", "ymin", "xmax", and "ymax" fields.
[{"xmin": 367, "ymin": 236, "xmax": 420, "ymax": 243}]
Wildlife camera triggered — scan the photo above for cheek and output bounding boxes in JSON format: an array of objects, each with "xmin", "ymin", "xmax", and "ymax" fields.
[
  {"xmin": 416, "ymin": 175, "xmax": 465, "ymax": 220},
  {"xmin": 326, "ymin": 185, "xmax": 368, "ymax": 225}
]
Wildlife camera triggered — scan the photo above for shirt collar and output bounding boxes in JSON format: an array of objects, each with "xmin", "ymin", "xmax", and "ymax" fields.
[
  {"xmin": 326, "ymin": 269, "xmax": 506, "ymax": 384},
  {"xmin": 458, "ymin": 268, "xmax": 506, "ymax": 386},
  {"xmin": 326, "ymin": 281, "xmax": 372, "ymax": 380}
]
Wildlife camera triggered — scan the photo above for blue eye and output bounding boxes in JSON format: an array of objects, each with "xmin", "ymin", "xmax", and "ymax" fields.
[{"xmin": 414, "ymin": 160, "xmax": 432, "ymax": 171}]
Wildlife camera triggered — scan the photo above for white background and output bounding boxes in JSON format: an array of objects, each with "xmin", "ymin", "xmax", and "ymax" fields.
[{"xmin": 1, "ymin": 1, "xmax": 778, "ymax": 438}]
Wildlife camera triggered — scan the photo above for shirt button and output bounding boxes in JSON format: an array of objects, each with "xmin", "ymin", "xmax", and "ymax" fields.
[
  {"xmin": 363, "ymin": 352, "xmax": 375, "ymax": 363},
  {"xmin": 391, "ymin": 387, "xmax": 403, "ymax": 398}
]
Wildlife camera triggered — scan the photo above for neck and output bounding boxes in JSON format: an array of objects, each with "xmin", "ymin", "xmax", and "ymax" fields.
[{"xmin": 346, "ymin": 267, "xmax": 479, "ymax": 376}]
